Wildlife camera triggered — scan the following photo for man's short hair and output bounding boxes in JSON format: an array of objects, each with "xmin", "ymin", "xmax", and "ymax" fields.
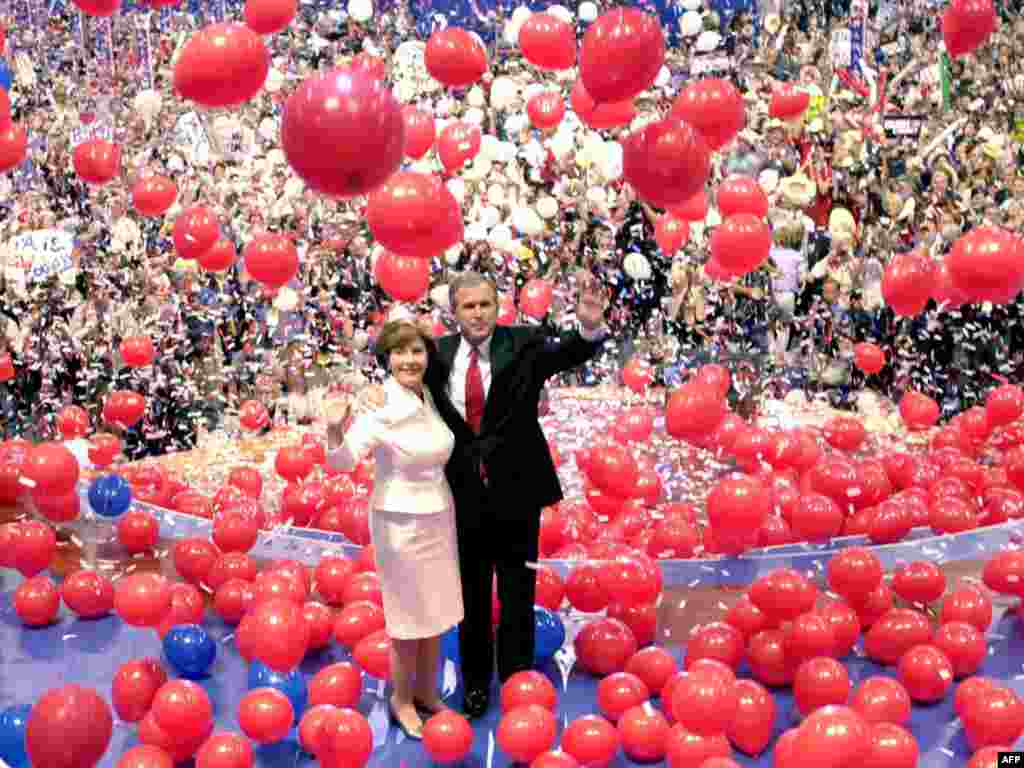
[{"xmin": 448, "ymin": 272, "xmax": 498, "ymax": 310}]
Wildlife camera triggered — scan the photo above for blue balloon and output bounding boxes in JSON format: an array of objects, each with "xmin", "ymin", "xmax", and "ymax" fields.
[
  {"xmin": 534, "ymin": 606, "xmax": 566, "ymax": 667},
  {"xmin": 0, "ymin": 704, "xmax": 31, "ymax": 768},
  {"xmin": 163, "ymin": 624, "xmax": 217, "ymax": 679},
  {"xmin": 247, "ymin": 661, "xmax": 308, "ymax": 716},
  {"xmin": 88, "ymin": 474, "xmax": 133, "ymax": 518},
  {"xmin": 0, "ymin": 64, "xmax": 11, "ymax": 93}
]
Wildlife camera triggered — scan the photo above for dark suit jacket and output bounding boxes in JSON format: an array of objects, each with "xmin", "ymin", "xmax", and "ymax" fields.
[{"xmin": 425, "ymin": 325, "xmax": 604, "ymax": 516}]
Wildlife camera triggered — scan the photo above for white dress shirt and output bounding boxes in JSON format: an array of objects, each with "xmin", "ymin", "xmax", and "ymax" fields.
[
  {"xmin": 328, "ymin": 377, "xmax": 455, "ymax": 514},
  {"xmin": 449, "ymin": 334, "xmax": 493, "ymax": 422}
]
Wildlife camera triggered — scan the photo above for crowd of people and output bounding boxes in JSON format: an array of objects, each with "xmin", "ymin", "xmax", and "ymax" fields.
[{"xmin": 0, "ymin": 0, "xmax": 1023, "ymax": 456}]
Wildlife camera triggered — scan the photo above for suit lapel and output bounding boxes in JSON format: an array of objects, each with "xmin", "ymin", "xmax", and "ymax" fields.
[{"xmin": 483, "ymin": 326, "xmax": 516, "ymax": 426}]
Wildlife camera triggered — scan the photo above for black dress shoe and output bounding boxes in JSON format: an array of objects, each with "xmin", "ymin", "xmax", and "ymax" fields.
[
  {"xmin": 389, "ymin": 700, "xmax": 424, "ymax": 740},
  {"xmin": 462, "ymin": 688, "xmax": 490, "ymax": 719}
]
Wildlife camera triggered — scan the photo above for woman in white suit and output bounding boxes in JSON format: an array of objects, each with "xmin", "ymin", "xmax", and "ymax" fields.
[{"xmin": 326, "ymin": 320, "xmax": 463, "ymax": 739}]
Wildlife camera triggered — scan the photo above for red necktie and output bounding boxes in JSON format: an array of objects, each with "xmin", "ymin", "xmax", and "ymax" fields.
[{"xmin": 465, "ymin": 346, "xmax": 484, "ymax": 433}]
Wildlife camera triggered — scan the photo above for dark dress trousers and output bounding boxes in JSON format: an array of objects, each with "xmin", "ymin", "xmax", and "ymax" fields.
[{"xmin": 424, "ymin": 324, "xmax": 604, "ymax": 693}]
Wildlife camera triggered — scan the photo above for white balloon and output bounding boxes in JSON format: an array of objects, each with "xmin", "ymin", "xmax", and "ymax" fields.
[
  {"xmin": 599, "ymin": 141, "xmax": 623, "ymax": 181},
  {"xmin": 681, "ymin": 0, "xmax": 701, "ymax": 9},
  {"xmin": 264, "ymin": 67, "xmax": 285, "ymax": 93},
  {"xmin": 467, "ymin": 86, "xmax": 486, "ymax": 107},
  {"xmin": 464, "ymin": 107, "xmax": 486, "ymax": 125},
  {"xmin": 550, "ymin": 132, "xmax": 574, "ymax": 161},
  {"xmin": 430, "ymin": 284, "xmax": 452, "ymax": 307},
  {"xmin": 488, "ymin": 224, "xmax": 513, "ymax": 250},
  {"xmin": 513, "ymin": 206, "xmax": 544, "ymax": 237},
  {"xmin": 578, "ymin": 1, "xmax": 598, "ymax": 22},
  {"xmin": 536, "ymin": 197, "xmax": 559, "ymax": 219},
  {"xmin": 347, "ymin": 0, "xmax": 373, "ymax": 22},
  {"xmin": 680, "ymin": 10, "xmax": 702, "ymax": 37},
  {"xmin": 480, "ymin": 134, "xmax": 502, "ymax": 161},
  {"xmin": 133, "ymin": 89, "xmax": 162, "ymax": 123},
  {"xmin": 511, "ymin": 5, "xmax": 532, "ymax": 23},
  {"xmin": 446, "ymin": 177, "xmax": 466, "ymax": 204},
  {"xmin": 497, "ymin": 141, "xmax": 518, "ymax": 164},
  {"xmin": 490, "ymin": 77, "xmax": 518, "ymax": 110},
  {"xmin": 464, "ymin": 222, "xmax": 488, "ymax": 242},
  {"xmin": 480, "ymin": 206, "xmax": 501, "ymax": 229},
  {"xmin": 655, "ymin": 65, "xmax": 671, "ymax": 88},
  {"xmin": 547, "ymin": 4, "xmax": 573, "ymax": 23},
  {"xmin": 696, "ymin": 30, "xmax": 721, "ymax": 52},
  {"xmin": 624, "ymin": 253, "xmax": 652, "ymax": 281}
]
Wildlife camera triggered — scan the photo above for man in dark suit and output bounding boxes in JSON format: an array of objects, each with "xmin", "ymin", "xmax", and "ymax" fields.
[{"xmin": 405, "ymin": 271, "xmax": 608, "ymax": 717}]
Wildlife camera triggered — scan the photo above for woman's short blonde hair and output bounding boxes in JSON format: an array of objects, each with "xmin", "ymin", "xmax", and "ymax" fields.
[{"xmin": 374, "ymin": 320, "xmax": 436, "ymax": 367}]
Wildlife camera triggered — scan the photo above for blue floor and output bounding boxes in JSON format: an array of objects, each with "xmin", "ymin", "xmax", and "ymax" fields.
[{"xmin": 2, "ymin": 587, "xmax": 1024, "ymax": 768}]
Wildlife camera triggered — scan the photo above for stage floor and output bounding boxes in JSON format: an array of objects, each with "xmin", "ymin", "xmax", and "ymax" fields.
[{"xmin": 2, "ymin": 575, "xmax": 1022, "ymax": 768}]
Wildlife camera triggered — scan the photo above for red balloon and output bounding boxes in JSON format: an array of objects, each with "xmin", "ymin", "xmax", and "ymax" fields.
[
  {"xmin": 947, "ymin": 227, "xmax": 1024, "ymax": 304},
  {"xmin": 793, "ymin": 706, "xmax": 870, "ymax": 768},
  {"xmin": 748, "ymin": 569, "xmax": 816, "ymax": 623},
  {"xmin": 175, "ymin": 23, "xmax": 269, "ymax": 107},
  {"xmin": 897, "ymin": 644, "xmax": 954, "ymax": 703},
  {"xmin": 616, "ymin": 704, "xmax": 668, "ymax": 762},
  {"xmin": 239, "ymin": 400, "xmax": 269, "ymax": 431},
  {"xmin": 375, "ymin": 250, "xmax": 431, "ymax": 303},
  {"xmin": 769, "ymin": 84, "xmax": 811, "ymax": 119},
  {"xmin": 320, "ymin": 709, "xmax": 373, "ymax": 768},
  {"xmin": 132, "ymin": 175, "xmax": 179, "ymax": 217},
  {"xmin": 671, "ymin": 78, "xmax": 745, "ymax": 151},
  {"xmin": 792, "ymin": 493, "xmax": 843, "ymax": 543},
  {"xmin": 367, "ymin": 172, "xmax": 462, "ymax": 259},
  {"xmin": 198, "ymin": 240, "xmax": 238, "ymax": 272},
  {"xmin": 793, "ymin": 656, "xmax": 850, "ymax": 716},
  {"xmin": 671, "ymin": 665, "xmax": 737, "ymax": 735},
  {"xmin": 685, "ymin": 623, "xmax": 745, "ymax": 671},
  {"xmin": 526, "ymin": 91, "xmax": 566, "ymax": 131},
  {"xmin": 173, "ymin": 537, "xmax": 220, "ymax": 587},
  {"xmin": 962, "ymin": 685, "xmax": 1024, "ymax": 750},
  {"xmin": 496, "ymin": 705, "xmax": 557, "ymax": 764},
  {"xmin": 424, "ymin": 27, "xmax": 488, "ymax": 87},
  {"xmin": 519, "ymin": 12, "xmax": 576, "ymax": 70},
  {"xmin": 73, "ymin": 139, "xmax": 121, "ymax": 185},
  {"xmin": 664, "ymin": 724, "xmax": 733, "ymax": 765},
  {"xmin": 899, "ymin": 391, "xmax": 940, "ymax": 431},
  {"xmin": 519, "ymin": 278, "xmax": 554, "ymax": 319},
  {"xmin": 196, "ymin": 732, "xmax": 254, "ymax": 768},
  {"xmin": 851, "ymin": 676, "xmax": 911, "ymax": 725},
  {"xmin": 820, "ymin": 600, "xmax": 862, "ymax": 658},
  {"xmin": 943, "ymin": 0, "xmax": 996, "ymax": 58},
  {"xmin": 727, "ymin": 679, "xmax": 775, "ymax": 756},
  {"xmin": 575, "ymin": 617, "xmax": 638, "ymax": 676},
  {"xmin": 654, "ymin": 214, "xmax": 690, "ymax": 256},
  {"xmin": 865, "ymin": 608, "xmax": 932, "ymax": 666},
  {"xmin": 308, "ymin": 662, "xmax": 362, "ymax": 709},
  {"xmin": 580, "ymin": 8, "xmax": 664, "ymax": 103},
  {"xmin": 26, "ymin": 685, "xmax": 114, "ymax": 768},
  {"xmin": 933, "ymin": 621, "xmax": 986, "ymax": 678},
  {"xmin": 354, "ymin": 628, "xmax": 391, "ymax": 679},
  {"xmin": 988, "ymin": 384, "xmax": 1024, "ymax": 427},
  {"xmin": 173, "ymin": 206, "xmax": 220, "ymax": 260},
  {"xmin": 401, "ymin": 107, "xmax": 435, "ymax": 159},
  {"xmin": 717, "ymin": 176, "xmax": 769, "ymax": 219},
  {"xmin": 152, "ymin": 680, "xmax": 214, "ymax": 745},
  {"xmin": 569, "ymin": 80, "xmax": 636, "ymax": 131},
  {"xmin": 0, "ymin": 122, "xmax": 26, "ymax": 172},
  {"xmin": 710, "ymin": 213, "xmax": 771, "ymax": 277},
  {"xmin": 112, "ymin": 658, "xmax": 168, "ymax": 723},
  {"xmin": 436, "ymin": 121, "xmax": 481, "ymax": 173},
  {"xmin": 561, "ymin": 715, "xmax": 620, "ymax": 768},
  {"xmin": 501, "ymin": 671, "xmax": 558, "ymax": 713},
  {"xmin": 746, "ymin": 629, "xmax": 793, "ymax": 687},
  {"xmin": 243, "ymin": 0, "xmax": 296, "ymax": 34},
  {"xmin": 854, "ymin": 342, "xmax": 886, "ymax": 375},
  {"xmin": 14, "ymin": 575, "xmax": 60, "ymax": 626},
  {"xmin": 940, "ymin": 585, "xmax": 992, "ymax": 632},
  {"xmin": 596, "ymin": 672, "xmax": 649, "ymax": 723},
  {"xmin": 61, "ymin": 569, "xmax": 114, "ymax": 618},
  {"xmin": 138, "ymin": 711, "xmax": 208, "ymax": 763},
  {"xmin": 622, "ymin": 118, "xmax": 711, "ymax": 209},
  {"xmin": 244, "ymin": 233, "xmax": 299, "ymax": 289},
  {"xmin": 238, "ymin": 688, "xmax": 294, "ymax": 744},
  {"xmin": 422, "ymin": 710, "xmax": 474, "ymax": 764},
  {"xmin": 882, "ymin": 250, "xmax": 936, "ymax": 317},
  {"xmin": 115, "ymin": 572, "xmax": 172, "ymax": 628},
  {"xmin": 23, "ymin": 443, "xmax": 78, "ymax": 497},
  {"xmin": 117, "ymin": 509, "xmax": 159, "ymax": 554},
  {"xmin": 784, "ymin": 613, "xmax": 836, "ymax": 665},
  {"xmin": 73, "ymin": 0, "xmax": 119, "ymax": 15},
  {"xmin": 892, "ymin": 561, "xmax": 946, "ymax": 604},
  {"xmin": 665, "ymin": 382, "xmax": 727, "ymax": 441},
  {"xmin": 282, "ymin": 66, "xmax": 404, "ymax": 199},
  {"xmin": 118, "ymin": 745, "xmax": 174, "ymax": 768},
  {"xmin": 864, "ymin": 723, "xmax": 919, "ymax": 768},
  {"xmin": 706, "ymin": 475, "xmax": 770, "ymax": 555},
  {"xmin": 827, "ymin": 547, "xmax": 883, "ymax": 604}
]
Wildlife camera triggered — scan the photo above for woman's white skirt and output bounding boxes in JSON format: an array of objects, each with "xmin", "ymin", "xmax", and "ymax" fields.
[{"xmin": 371, "ymin": 505, "xmax": 464, "ymax": 640}]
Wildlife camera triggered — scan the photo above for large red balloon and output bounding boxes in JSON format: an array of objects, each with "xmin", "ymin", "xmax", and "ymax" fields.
[
  {"xmin": 424, "ymin": 27, "xmax": 488, "ymax": 87},
  {"xmin": 198, "ymin": 240, "xmax": 238, "ymax": 272},
  {"xmin": 569, "ymin": 80, "xmax": 636, "ymax": 131},
  {"xmin": 374, "ymin": 251, "xmax": 431, "ymax": 303},
  {"xmin": 519, "ymin": 13, "xmax": 576, "ymax": 70},
  {"xmin": 121, "ymin": 335, "xmax": 155, "ymax": 368},
  {"xmin": 519, "ymin": 279, "xmax": 554, "ymax": 319},
  {"xmin": 436, "ymin": 121, "xmax": 481, "ymax": 173},
  {"xmin": 882, "ymin": 250, "xmax": 936, "ymax": 317},
  {"xmin": 238, "ymin": 688, "xmax": 294, "ymax": 744},
  {"xmin": 115, "ymin": 573, "xmax": 172, "ymax": 628},
  {"xmin": 575, "ymin": 617, "xmax": 638, "ymax": 676},
  {"xmin": 282, "ymin": 66, "xmax": 404, "ymax": 199},
  {"xmin": 561, "ymin": 715, "xmax": 621, "ymax": 767},
  {"xmin": 244, "ymin": 233, "xmax": 299, "ymax": 289},
  {"xmin": 24, "ymin": 442, "xmax": 79, "ymax": 497},
  {"xmin": 174, "ymin": 206, "xmax": 220, "ymax": 260},
  {"xmin": 671, "ymin": 78, "xmax": 745, "ymax": 151},
  {"xmin": 943, "ymin": 0, "xmax": 996, "ymax": 57},
  {"xmin": 527, "ymin": 91, "xmax": 566, "ymax": 131},
  {"xmin": 717, "ymin": 176, "xmax": 769, "ymax": 219},
  {"xmin": 770, "ymin": 85, "xmax": 811, "ymax": 119},
  {"xmin": 947, "ymin": 227, "xmax": 1024, "ymax": 304},
  {"xmin": 622, "ymin": 118, "xmax": 711, "ymax": 209},
  {"xmin": 73, "ymin": 139, "xmax": 121, "ymax": 185},
  {"xmin": 707, "ymin": 475, "xmax": 770, "ymax": 554},
  {"xmin": 422, "ymin": 710, "xmax": 474, "ymax": 764},
  {"xmin": 654, "ymin": 214, "xmax": 689, "ymax": 255},
  {"xmin": 580, "ymin": 8, "xmax": 664, "ymax": 103},
  {"xmin": 899, "ymin": 391, "xmax": 940, "ymax": 431},
  {"xmin": 243, "ymin": 0, "xmax": 297, "ymax": 34},
  {"xmin": 401, "ymin": 107, "xmax": 436, "ymax": 159},
  {"xmin": 0, "ymin": 123, "xmax": 27, "ymax": 172},
  {"xmin": 854, "ymin": 342, "xmax": 886, "ymax": 375},
  {"xmin": 175, "ymin": 23, "xmax": 269, "ymax": 107},
  {"xmin": 26, "ymin": 685, "xmax": 114, "ymax": 768},
  {"xmin": 112, "ymin": 658, "xmax": 168, "ymax": 723},
  {"xmin": 497, "ymin": 705, "xmax": 558, "ymax": 764},
  {"xmin": 104, "ymin": 390, "xmax": 147, "ymax": 428},
  {"xmin": 710, "ymin": 214, "xmax": 772, "ymax": 276},
  {"xmin": 367, "ymin": 172, "xmax": 463, "ymax": 259}
]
